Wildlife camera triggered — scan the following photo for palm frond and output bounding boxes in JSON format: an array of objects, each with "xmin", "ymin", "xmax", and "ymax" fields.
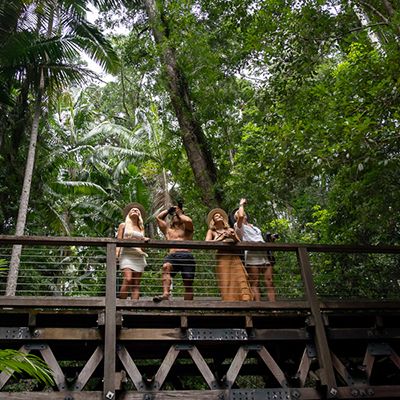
[
  {"xmin": 0, "ymin": 349, "xmax": 54, "ymax": 386},
  {"xmin": 95, "ymin": 145, "xmax": 146, "ymax": 158},
  {"xmin": 51, "ymin": 180, "xmax": 109, "ymax": 196},
  {"xmin": 83, "ymin": 121, "xmax": 132, "ymax": 142},
  {"xmin": 70, "ymin": 20, "xmax": 120, "ymax": 74},
  {"xmin": 46, "ymin": 203, "xmax": 72, "ymax": 236}
]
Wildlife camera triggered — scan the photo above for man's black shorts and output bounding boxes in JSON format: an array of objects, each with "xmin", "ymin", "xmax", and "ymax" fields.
[{"xmin": 164, "ymin": 252, "xmax": 196, "ymax": 281}]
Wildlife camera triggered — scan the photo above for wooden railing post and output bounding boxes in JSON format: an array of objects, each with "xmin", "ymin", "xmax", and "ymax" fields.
[
  {"xmin": 297, "ymin": 246, "xmax": 338, "ymax": 398},
  {"xmin": 104, "ymin": 243, "xmax": 117, "ymax": 400}
]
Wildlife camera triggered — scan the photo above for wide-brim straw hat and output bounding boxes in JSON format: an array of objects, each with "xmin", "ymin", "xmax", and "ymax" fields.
[
  {"xmin": 206, "ymin": 208, "xmax": 229, "ymax": 226},
  {"xmin": 123, "ymin": 202, "xmax": 146, "ymax": 219}
]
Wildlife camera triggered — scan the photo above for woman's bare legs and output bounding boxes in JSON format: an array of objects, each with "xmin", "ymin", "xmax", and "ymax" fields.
[
  {"xmin": 120, "ymin": 268, "xmax": 142, "ymax": 299},
  {"xmin": 246, "ymin": 266, "xmax": 261, "ymax": 301},
  {"xmin": 130, "ymin": 271, "xmax": 142, "ymax": 300},
  {"xmin": 264, "ymin": 264, "xmax": 276, "ymax": 301}
]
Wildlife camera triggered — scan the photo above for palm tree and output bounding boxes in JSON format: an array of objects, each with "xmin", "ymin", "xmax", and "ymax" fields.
[
  {"xmin": 41, "ymin": 90, "xmax": 175, "ymax": 239},
  {"xmin": 3, "ymin": 0, "xmax": 120, "ymax": 295}
]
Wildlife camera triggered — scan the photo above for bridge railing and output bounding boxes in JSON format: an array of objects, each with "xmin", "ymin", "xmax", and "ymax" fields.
[
  {"xmin": 1, "ymin": 236, "xmax": 400, "ymax": 398},
  {"xmin": 0, "ymin": 235, "xmax": 399, "ymax": 302}
]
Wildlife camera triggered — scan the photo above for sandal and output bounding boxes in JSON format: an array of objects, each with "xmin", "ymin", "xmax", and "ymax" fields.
[{"xmin": 153, "ymin": 294, "xmax": 170, "ymax": 303}]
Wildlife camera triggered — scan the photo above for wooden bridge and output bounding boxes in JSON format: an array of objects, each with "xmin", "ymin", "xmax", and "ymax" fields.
[{"xmin": 0, "ymin": 235, "xmax": 400, "ymax": 399}]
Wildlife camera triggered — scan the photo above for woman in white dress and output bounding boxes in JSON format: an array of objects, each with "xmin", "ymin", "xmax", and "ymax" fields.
[
  {"xmin": 233, "ymin": 198, "xmax": 276, "ymax": 301},
  {"xmin": 116, "ymin": 203, "xmax": 149, "ymax": 299}
]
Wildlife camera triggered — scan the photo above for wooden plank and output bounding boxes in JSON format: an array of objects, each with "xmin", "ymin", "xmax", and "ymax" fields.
[
  {"xmin": 0, "ymin": 296, "xmax": 312, "ymax": 310},
  {"xmin": 103, "ymin": 243, "xmax": 117, "ymax": 399},
  {"xmin": 389, "ymin": 348, "xmax": 400, "ymax": 369},
  {"xmin": 0, "ymin": 327, "xmax": 101, "ymax": 340},
  {"xmin": 296, "ymin": 347, "xmax": 312, "ymax": 387},
  {"xmin": 2, "ymin": 296, "xmax": 399, "ymax": 311},
  {"xmin": 0, "ymin": 391, "xmax": 228, "ymax": 400},
  {"xmin": 119, "ymin": 328, "xmax": 183, "ymax": 340},
  {"xmin": 297, "ymin": 247, "xmax": 337, "ymax": 393},
  {"xmin": 331, "ymin": 352, "xmax": 353, "ymax": 386},
  {"xmin": 152, "ymin": 345, "xmax": 180, "ymax": 390},
  {"xmin": 8, "ymin": 387, "xmax": 400, "ymax": 400},
  {"xmin": 253, "ymin": 328, "xmax": 309, "ymax": 340},
  {"xmin": 117, "ymin": 299, "xmax": 310, "ymax": 310},
  {"xmin": 117, "ymin": 345, "xmax": 144, "ymax": 391},
  {"xmin": 116, "ymin": 389, "xmax": 323, "ymax": 399},
  {"xmin": 0, "ymin": 393, "xmax": 103, "ymax": 400},
  {"xmin": 118, "ymin": 391, "xmax": 230, "ymax": 400},
  {"xmin": 39, "ymin": 345, "xmax": 67, "ymax": 391},
  {"xmin": 363, "ymin": 346, "xmax": 375, "ymax": 381},
  {"xmin": 320, "ymin": 301, "xmax": 400, "ymax": 310},
  {"xmin": 0, "ymin": 296, "xmax": 105, "ymax": 308},
  {"xmin": 0, "ymin": 327, "xmax": 308, "ymax": 341},
  {"xmin": 224, "ymin": 346, "xmax": 248, "ymax": 388},
  {"xmin": 0, "ymin": 345, "xmax": 29, "ymax": 390},
  {"xmin": 74, "ymin": 346, "xmax": 104, "ymax": 391},
  {"xmin": 328, "ymin": 328, "xmax": 400, "ymax": 339},
  {"xmin": 188, "ymin": 346, "xmax": 219, "ymax": 389},
  {"xmin": 257, "ymin": 346, "xmax": 288, "ymax": 388},
  {"xmin": 2, "ymin": 234, "xmax": 399, "ymax": 253}
]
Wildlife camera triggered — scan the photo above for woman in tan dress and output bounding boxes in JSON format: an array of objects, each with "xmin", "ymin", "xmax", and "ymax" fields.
[{"xmin": 205, "ymin": 208, "xmax": 253, "ymax": 301}]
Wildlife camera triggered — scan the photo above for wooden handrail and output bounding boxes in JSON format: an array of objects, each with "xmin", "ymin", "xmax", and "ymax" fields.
[{"xmin": 1, "ymin": 235, "xmax": 400, "ymax": 253}]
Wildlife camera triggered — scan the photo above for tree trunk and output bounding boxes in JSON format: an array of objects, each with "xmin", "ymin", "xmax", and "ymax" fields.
[
  {"xmin": 143, "ymin": 0, "xmax": 222, "ymax": 207},
  {"xmin": 382, "ymin": 0, "xmax": 400, "ymax": 36},
  {"xmin": 6, "ymin": 2, "xmax": 56, "ymax": 295},
  {"xmin": 6, "ymin": 87, "xmax": 43, "ymax": 295}
]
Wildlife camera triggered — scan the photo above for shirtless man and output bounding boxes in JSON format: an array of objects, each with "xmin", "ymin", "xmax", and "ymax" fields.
[{"xmin": 153, "ymin": 203, "xmax": 195, "ymax": 302}]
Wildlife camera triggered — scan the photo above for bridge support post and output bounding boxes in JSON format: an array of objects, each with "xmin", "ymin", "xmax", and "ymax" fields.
[
  {"xmin": 297, "ymin": 246, "xmax": 337, "ymax": 398},
  {"xmin": 104, "ymin": 243, "xmax": 117, "ymax": 399}
]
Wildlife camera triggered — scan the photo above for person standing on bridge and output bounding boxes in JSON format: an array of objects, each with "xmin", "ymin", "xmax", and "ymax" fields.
[
  {"xmin": 116, "ymin": 203, "xmax": 149, "ymax": 300},
  {"xmin": 205, "ymin": 208, "xmax": 253, "ymax": 301},
  {"xmin": 233, "ymin": 198, "xmax": 276, "ymax": 301},
  {"xmin": 153, "ymin": 202, "xmax": 195, "ymax": 302}
]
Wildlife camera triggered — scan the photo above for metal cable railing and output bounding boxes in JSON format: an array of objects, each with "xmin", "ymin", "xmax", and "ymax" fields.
[
  {"xmin": 0, "ymin": 245, "xmax": 304, "ymax": 300},
  {"xmin": 1, "ymin": 237, "xmax": 400, "ymax": 301}
]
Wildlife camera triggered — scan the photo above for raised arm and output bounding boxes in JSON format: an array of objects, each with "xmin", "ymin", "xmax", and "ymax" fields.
[
  {"xmin": 156, "ymin": 209, "xmax": 170, "ymax": 235},
  {"xmin": 236, "ymin": 198, "xmax": 247, "ymax": 229},
  {"xmin": 175, "ymin": 207, "xmax": 194, "ymax": 233}
]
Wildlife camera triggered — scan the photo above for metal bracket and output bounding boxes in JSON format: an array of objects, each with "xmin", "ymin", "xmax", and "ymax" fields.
[
  {"xmin": 244, "ymin": 344, "xmax": 262, "ymax": 351},
  {"xmin": 24, "ymin": 343, "xmax": 48, "ymax": 350},
  {"xmin": 306, "ymin": 343, "xmax": 317, "ymax": 358},
  {"xmin": 367, "ymin": 342, "xmax": 392, "ymax": 356},
  {"xmin": 174, "ymin": 344, "xmax": 194, "ymax": 351},
  {"xmin": 230, "ymin": 389, "xmax": 295, "ymax": 400},
  {"xmin": 0, "ymin": 327, "xmax": 32, "ymax": 339},
  {"xmin": 97, "ymin": 312, "xmax": 122, "ymax": 326},
  {"xmin": 187, "ymin": 328, "xmax": 248, "ymax": 341}
]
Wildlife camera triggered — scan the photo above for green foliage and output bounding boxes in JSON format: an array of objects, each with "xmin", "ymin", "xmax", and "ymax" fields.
[
  {"xmin": 0, "ymin": 349, "xmax": 54, "ymax": 386},
  {"xmin": 1, "ymin": 0, "xmax": 400, "ymax": 302}
]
